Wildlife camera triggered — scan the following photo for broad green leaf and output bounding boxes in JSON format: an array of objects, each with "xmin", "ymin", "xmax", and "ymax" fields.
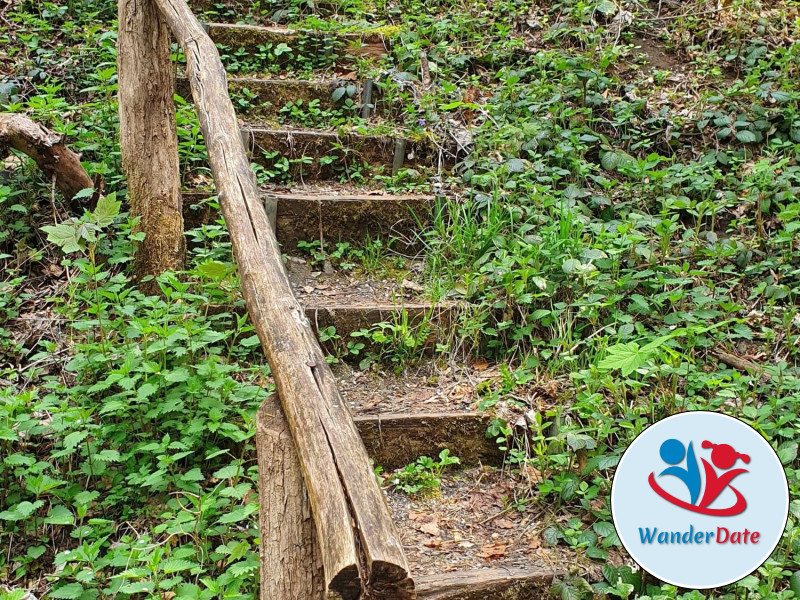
[
  {"xmin": 217, "ymin": 503, "xmax": 257, "ymax": 524},
  {"xmin": 736, "ymin": 129, "xmax": 757, "ymax": 143},
  {"xmin": 0, "ymin": 500, "xmax": 43, "ymax": 521},
  {"xmin": 274, "ymin": 43, "xmax": 292, "ymax": 56},
  {"xmin": 213, "ymin": 464, "xmax": 242, "ymax": 480},
  {"xmin": 771, "ymin": 90, "xmax": 792, "ymax": 103},
  {"xmin": 64, "ymin": 430, "xmax": 89, "ymax": 450},
  {"xmin": 73, "ymin": 187, "xmax": 95, "ymax": 199},
  {"xmin": 197, "ymin": 260, "xmax": 230, "ymax": 280},
  {"xmin": 49, "ymin": 583, "xmax": 84, "ymax": 599},
  {"xmin": 45, "ymin": 505, "xmax": 75, "ymax": 525},
  {"xmin": 597, "ymin": 342, "xmax": 647, "ymax": 376},
  {"xmin": 777, "ymin": 442, "xmax": 797, "ymax": 465},
  {"xmin": 92, "ymin": 192, "xmax": 120, "ymax": 227},
  {"xmin": 4, "ymin": 453, "xmax": 35, "ymax": 466},
  {"xmin": 165, "ymin": 367, "xmax": 190, "ymax": 383},
  {"xmin": 42, "ymin": 223, "xmax": 82, "ymax": 253},
  {"xmin": 595, "ymin": 0, "xmax": 617, "ymax": 15},
  {"xmin": 137, "ymin": 382, "xmax": 159, "ymax": 400},
  {"xmin": 562, "ymin": 258, "xmax": 581, "ymax": 274},
  {"xmin": 593, "ymin": 521, "xmax": 616, "ymax": 538},
  {"xmin": 160, "ymin": 558, "xmax": 200, "ymax": 574}
]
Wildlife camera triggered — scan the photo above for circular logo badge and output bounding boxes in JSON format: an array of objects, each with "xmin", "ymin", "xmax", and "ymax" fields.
[{"xmin": 611, "ymin": 411, "xmax": 789, "ymax": 589}]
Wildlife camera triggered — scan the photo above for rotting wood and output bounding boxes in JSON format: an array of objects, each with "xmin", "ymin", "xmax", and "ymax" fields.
[
  {"xmin": 712, "ymin": 349, "xmax": 771, "ymax": 380},
  {"xmin": 0, "ymin": 113, "xmax": 93, "ymax": 206},
  {"xmin": 204, "ymin": 22, "xmax": 389, "ymax": 60},
  {"xmin": 256, "ymin": 399, "xmax": 554, "ymax": 600},
  {"xmin": 151, "ymin": 1, "xmax": 414, "ymax": 597},
  {"xmin": 415, "ymin": 567, "xmax": 556, "ymax": 600},
  {"xmin": 181, "ymin": 189, "xmax": 434, "ymax": 251},
  {"xmin": 354, "ymin": 412, "xmax": 505, "ymax": 471},
  {"xmin": 243, "ymin": 127, "xmax": 450, "ymax": 181},
  {"xmin": 257, "ymin": 396, "xmax": 325, "ymax": 600},
  {"xmin": 257, "ymin": 406, "xmax": 504, "ymax": 473}
]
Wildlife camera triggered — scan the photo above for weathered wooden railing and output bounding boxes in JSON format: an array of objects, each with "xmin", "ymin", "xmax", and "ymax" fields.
[
  {"xmin": 118, "ymin": 0, "xmax": 413, "ymax": 598},
  {"xmin": 118, "ymin": 2, "xmax": 563, "ymax": 599}
]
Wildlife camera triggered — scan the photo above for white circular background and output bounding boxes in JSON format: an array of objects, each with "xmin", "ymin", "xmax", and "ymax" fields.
[{"xmin": 611, "ymin": 411, "xmax": 789, "ymax": 589}]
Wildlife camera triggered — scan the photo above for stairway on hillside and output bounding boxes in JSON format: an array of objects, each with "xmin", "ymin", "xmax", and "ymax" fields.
[{"xmin": 180, "ymin": 2, "xmax": 571, "ymax": 595}]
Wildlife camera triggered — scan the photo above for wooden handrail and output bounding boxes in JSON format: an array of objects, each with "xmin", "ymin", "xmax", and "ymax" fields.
[{"xmin": 147, "ymin": 1, "xmax": 414, "ymax": 598}]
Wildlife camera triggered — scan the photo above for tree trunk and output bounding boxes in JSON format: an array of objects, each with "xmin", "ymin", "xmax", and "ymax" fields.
[{"xmin": 118, "ymin": 0, "xmax": 184, "ymax": 294}]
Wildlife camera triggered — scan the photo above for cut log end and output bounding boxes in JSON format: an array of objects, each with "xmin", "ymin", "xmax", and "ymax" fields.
[
  {"xmin": 329, "ymin": 565, "xmax": 362, "ymax": 600},
  {"xmin": 368, "ymin": 561, "xmax": 416, "ymax": 600}
]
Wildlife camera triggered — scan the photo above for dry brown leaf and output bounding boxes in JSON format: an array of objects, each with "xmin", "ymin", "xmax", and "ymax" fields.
[
  {"xmin": 419, "ymin": 520, "xmax": 440, "ymax": 536},
  {"xmin": 495, "ymin": 518, "xmax": 515, "ymax": 530},
  {"xmin": 478, "ymin": 542, "xmax": 507, "ymax": 559},
  {"xmin": 472, "ymin": 358, "xmax": 489, "ymax": 371}
]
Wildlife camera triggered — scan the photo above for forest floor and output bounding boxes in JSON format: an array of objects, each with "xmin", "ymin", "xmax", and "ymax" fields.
[{"xmin": 1, "ymin": 0, "xmax": 799, "ymax": 598}]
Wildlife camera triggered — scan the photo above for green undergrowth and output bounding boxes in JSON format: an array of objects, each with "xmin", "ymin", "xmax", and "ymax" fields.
[{"xmin": 1, "ymin": 0, "xmax": 800, "ymax": 599}]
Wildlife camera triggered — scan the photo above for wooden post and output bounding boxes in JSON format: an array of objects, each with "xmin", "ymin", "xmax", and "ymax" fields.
[
  {"xmin": 257, "ymin": 396, "xmax": 325, "ymax": 600},
  {"xmin": 118, "ymin": 0, "xmax": 185, "ymax": 293},
  {"xmin": 150, "ymin": 1, "xmax": 414, "ymax": 597}
]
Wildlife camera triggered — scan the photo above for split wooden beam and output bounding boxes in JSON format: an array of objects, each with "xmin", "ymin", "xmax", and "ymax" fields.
[
  {"xmin": 258, "ymin": 397, "xmax": 558, "ymax": 600},
  {"xmin": 150, "ymin": 2, "xmax": 413, "ymax": 598}
]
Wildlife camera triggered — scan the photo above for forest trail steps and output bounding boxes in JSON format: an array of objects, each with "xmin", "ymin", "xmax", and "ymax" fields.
[{"xmin": 186, "ymin": 4, "xmax": 564, "ymax": 598}]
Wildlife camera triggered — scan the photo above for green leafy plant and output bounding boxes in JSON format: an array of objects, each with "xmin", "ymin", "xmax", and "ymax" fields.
[{"xmin": 392, "ymin": 450, "xmax": 460, "ymax": 496}]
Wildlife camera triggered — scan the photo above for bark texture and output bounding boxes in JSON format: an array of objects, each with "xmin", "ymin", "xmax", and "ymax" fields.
[
  {"xmin": 0, "ymin": 112, "xmax": 93, "ymax": 205},
  {"xmin": 257, "ymin": 396, "xmax": 326, "ymax": 600},
  {"xmin": 151, "ymin": 1, "xmax": 414, "ymax": 597},
  {"xmin": 118, "ymin": 0, "xmax": 184, "ymax": 293}
]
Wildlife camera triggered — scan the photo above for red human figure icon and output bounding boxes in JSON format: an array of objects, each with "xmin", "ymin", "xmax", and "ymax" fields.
[{"xmin": 698, "ymin": 441, "xmax": 750, "ymax": 509}]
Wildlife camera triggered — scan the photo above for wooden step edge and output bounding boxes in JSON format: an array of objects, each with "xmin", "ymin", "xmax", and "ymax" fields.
[
  {"xmin": 242, "ymin": 127, "xmax": 455, "ymax": 177},
  {"xmin": 204, "ymin": 21, "xmax": 390, "ymax": 42},
  {"xmin": 205, "ymin": 22, "xmax": 389, "ymax": 59},
  {"xmin": 259, "ymin": 401, "xmax": 502, "ymax": 472},
  {"xmin": 354, "ymin": 411, "xmax": 504, "ymax": 470},
  {"xmin": 181, "ymin": 189, "xmax": 433, "ymax": 250},
  {"xmin": 416, "ymin": 567, "xmax": 560, "ymax": 600},
  {"xmin": 306, "ymin": 302, "xmax": 457, "ymax": 348},
  {"xmin": 175, "ymin": 76, "xmax": 352, "ymax": 113},
  {"xmin": 200, "ymin": 301, "xmax": 458, "ymax": 354},
  {"xmin": 243, "ymin": 126, "xmax": 395, "ymax": 140}
]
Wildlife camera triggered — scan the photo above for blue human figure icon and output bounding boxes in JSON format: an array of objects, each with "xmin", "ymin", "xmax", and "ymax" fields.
[{"xmin": 658, "ymin": 439, "xmax": 701, "ymax": 505}]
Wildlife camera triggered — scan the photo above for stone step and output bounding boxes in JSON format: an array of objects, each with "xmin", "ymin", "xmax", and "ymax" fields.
[
  {"xmin": 176, "ymin": 76, "xmax": 356, "ymax": 121},
  {"xmin": 243, "ymin": 127, "xmax": 451, "ymax": 181},
  {"xmin": 205, "ymin": 22, "xmax": 390, "ymax": 65},
  {"xmin": 183, "ymin": 188, "xmax": 434, "ymax": 250}
]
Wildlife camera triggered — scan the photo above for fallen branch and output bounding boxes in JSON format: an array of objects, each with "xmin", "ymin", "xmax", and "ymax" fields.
[
  {"xmin": 0, "ymin": 113, "xmax": 93, "ymax": 204},
  {"xmin": 712, "ymin": 349, "xmax": 771, "ymax": 380}
]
